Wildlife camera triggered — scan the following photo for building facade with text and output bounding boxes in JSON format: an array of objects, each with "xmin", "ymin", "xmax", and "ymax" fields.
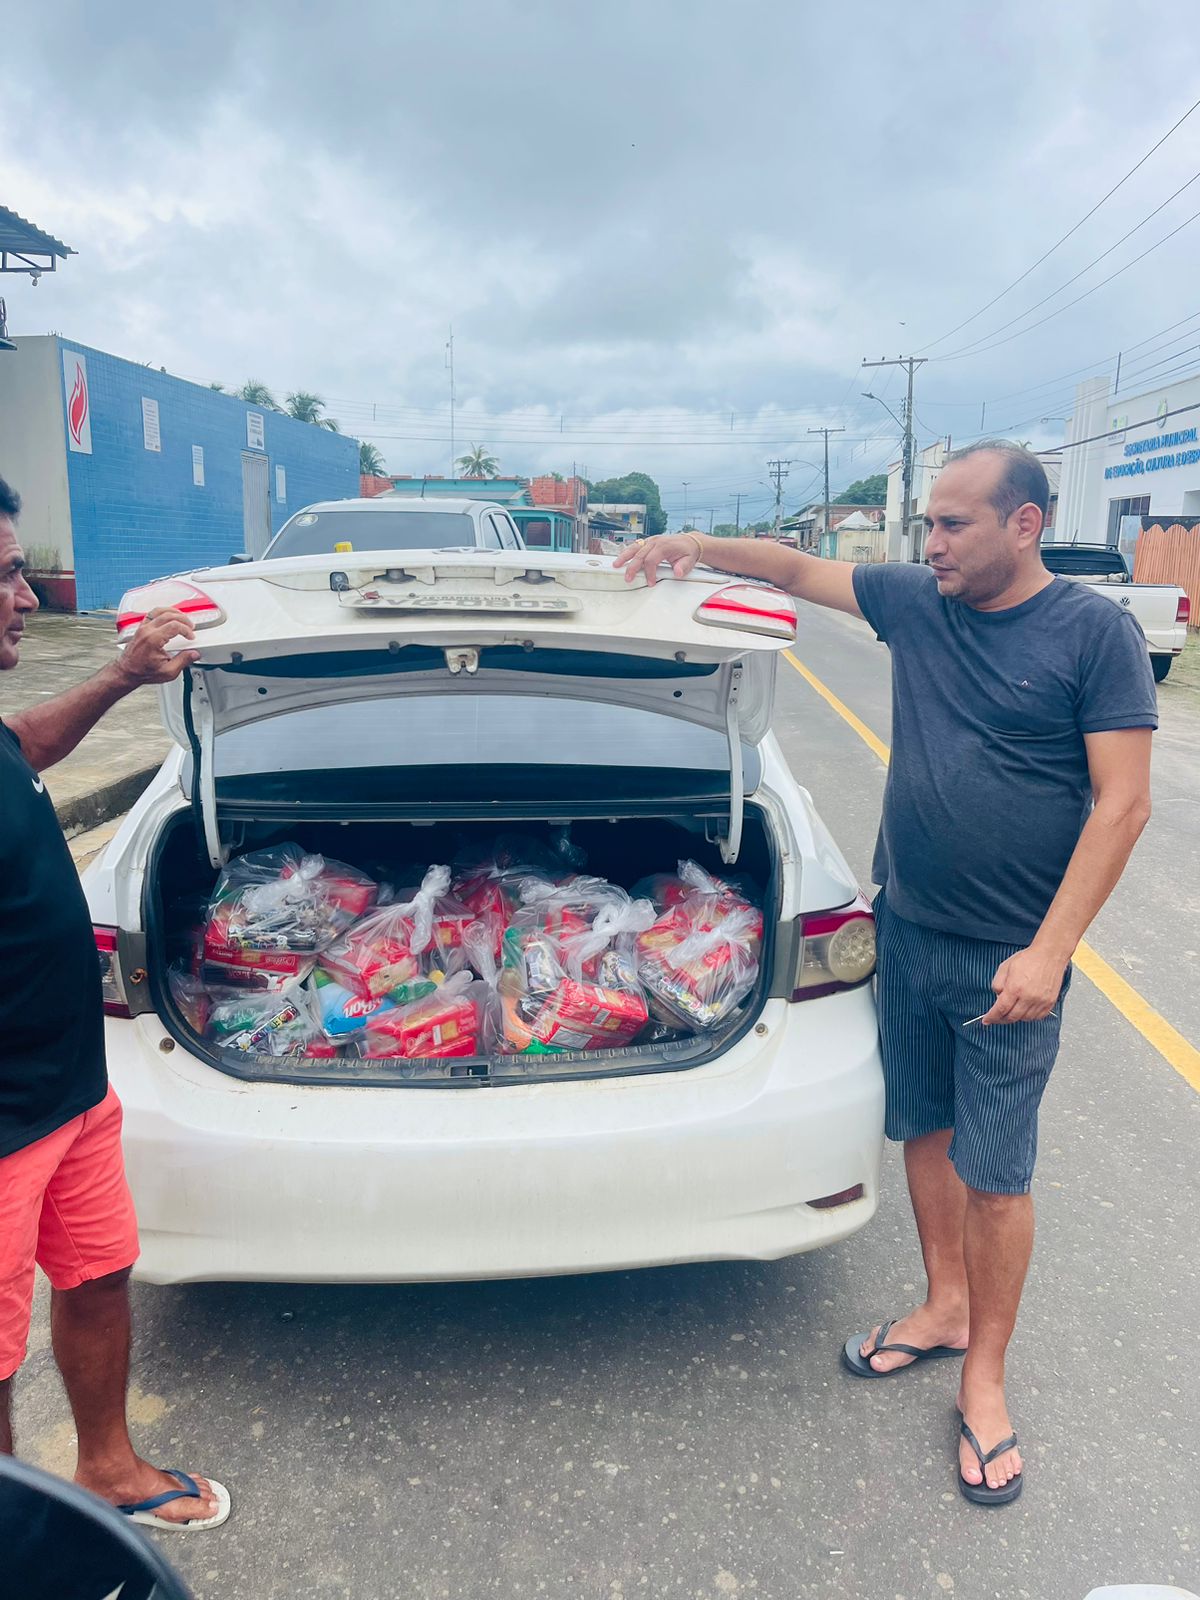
[{"xmin": 0, "ymin": 335, "xmax": 357, "ymax": 610}]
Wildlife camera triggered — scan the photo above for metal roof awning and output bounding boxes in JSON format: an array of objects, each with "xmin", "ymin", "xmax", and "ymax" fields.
[{"xmin": 0, "ymin": 206, "xmax": 75, "ymax": 278}]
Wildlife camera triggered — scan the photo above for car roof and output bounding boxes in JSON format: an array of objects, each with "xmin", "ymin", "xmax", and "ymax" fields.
[{"xmin": 288, "ymin": 497, "xmax": 493, "ymax": 517}]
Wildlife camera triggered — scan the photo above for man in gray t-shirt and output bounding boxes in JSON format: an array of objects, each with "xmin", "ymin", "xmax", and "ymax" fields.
[{"xmin": 618, "ymin": 442, "xmax": 1156, "ymax": 1506}]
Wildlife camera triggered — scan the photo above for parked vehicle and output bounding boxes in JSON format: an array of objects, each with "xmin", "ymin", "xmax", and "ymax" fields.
[
  {"xmin": 257, "ymin": 496, "xmax": 526, "ymax": 561},
  {"xmin": 1040, "ymin": 542, "xmax": 1190, "ymax": 681},
  {"xmin": 86, "ymin": 551, "xmax": 883, "ymax": 1284}
]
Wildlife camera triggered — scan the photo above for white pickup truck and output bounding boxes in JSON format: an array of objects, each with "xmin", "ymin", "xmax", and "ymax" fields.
[{"xmin": 1041, "ymin": 543, "xmax": 1191, "ymax": 682}]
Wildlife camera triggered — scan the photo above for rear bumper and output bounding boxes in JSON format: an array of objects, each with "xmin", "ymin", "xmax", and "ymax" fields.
[{"xmin": 106, "ymin": 993, "xmax": 884, "ymax": 1284}]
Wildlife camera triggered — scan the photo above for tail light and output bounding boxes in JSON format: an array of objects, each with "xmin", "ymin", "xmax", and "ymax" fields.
[
  {"xmin": 791, "ymin": 895, "xmax": 876, "ymax": 1001},
  {"xmin": 116, "ymin": 579, "xmax": 226, "ymax": 640},
  {"xmin": 693, "ymin": 583, "xmax": 797, "ymax": 640},
  {"xmin": 1176, "ymin": 594, "xmax": 1191, "ymax": 625},
  {"xmin": 94, "ymin": 926, "xmax": 131, "ymax": 1018}
]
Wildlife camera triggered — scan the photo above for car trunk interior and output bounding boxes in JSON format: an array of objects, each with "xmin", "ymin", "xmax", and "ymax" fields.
[{"xmin": 146, "ymin": 805, "xmax": 778, "ymax": 1089}]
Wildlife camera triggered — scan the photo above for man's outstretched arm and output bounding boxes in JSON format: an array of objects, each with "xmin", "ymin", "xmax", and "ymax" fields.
[
  {"xmin": 7, "ymin": 610, "xmax": 199, "ymax": 772},
  {"xmin": 615, "ymin": 532, "xmax": 864, "ymax": 618}
]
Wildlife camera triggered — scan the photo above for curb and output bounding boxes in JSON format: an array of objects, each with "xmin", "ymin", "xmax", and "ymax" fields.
[{"xmin": 55, "ymin": 763, "xmax": 162, "ymax": 839}]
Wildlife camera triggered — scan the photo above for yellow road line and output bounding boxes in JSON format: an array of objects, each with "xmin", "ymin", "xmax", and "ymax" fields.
[{"xmin": 783, "ymin": 649, "xmax": 1200, "ymax": 1094}]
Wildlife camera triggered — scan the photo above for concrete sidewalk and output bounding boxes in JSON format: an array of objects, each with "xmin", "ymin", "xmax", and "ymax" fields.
[{"xmin": 1, "ymin": 612, "xmax": 171, "ymax": 835}]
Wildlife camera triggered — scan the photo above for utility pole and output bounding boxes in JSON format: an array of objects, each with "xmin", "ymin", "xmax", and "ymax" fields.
[
  {"xmin": 862, "ymin": 355, "xmax": 927, "ymax": 561},
  {"xmin": 808, "ymin": 425, "xmax": 845, "ymax": 553},
  {"xmin": 734, "ymin": 492, "xmax": 741, "ymax": 535},
  {"xmin": 445, "ymin": 326, "xmax": 456, "ymax": 479},
  {"xmin": 767, "ymin": 459, "xmax": 792, "ymax": 539},
  {"xmin": 681, "ymin": 481, "xmax": 690, "ymax": 532}
]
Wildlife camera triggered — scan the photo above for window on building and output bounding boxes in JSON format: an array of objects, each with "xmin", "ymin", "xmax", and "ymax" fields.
[{"xmin": 1105, "ymin": 495, "xmax": 1149, "ymax": 546}]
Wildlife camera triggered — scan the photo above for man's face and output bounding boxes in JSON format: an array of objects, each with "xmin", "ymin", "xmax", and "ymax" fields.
[
  {"xmin": 922, "ymin": 455, "xmax": 1032, "ymax": 606},
  {"xmin": 0, "ymin": 517, "xmax": 40, "ymax": 671}
]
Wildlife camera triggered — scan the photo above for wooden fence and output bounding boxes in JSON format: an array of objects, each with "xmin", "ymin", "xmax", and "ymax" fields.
[{"xmin": 1132, "ymin": 518, "xmax": 1200, "ymax": 628}]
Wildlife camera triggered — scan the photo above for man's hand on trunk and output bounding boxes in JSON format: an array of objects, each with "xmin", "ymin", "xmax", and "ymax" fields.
[{"xmin": 115, "ymin": 608, "xmax": 200, "ymax": 686}]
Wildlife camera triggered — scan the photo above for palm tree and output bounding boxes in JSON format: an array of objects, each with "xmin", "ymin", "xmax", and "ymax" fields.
[
  {"xmin": 236, "ymin": 380, "xmax": 281, "ymax": 410},
  {"xmin": 208, "ymin": 381, "xmax": 226, "ymax": 392},
  {"xmin": 359, "ymin": 442, "xmax": 386, "ymax": 476},
  {"xmin": 456, "ymin": 444, "xmax": 499, "ymax": 478},
  {"xmin": 286, "ymin": 391, "xmax": 340, "ymax": 431}
]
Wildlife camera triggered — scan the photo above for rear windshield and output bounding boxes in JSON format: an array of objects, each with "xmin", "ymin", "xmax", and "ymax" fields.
[{"xmin": 266, "ymin": 509, "xmax": 476, "ymax": 558}]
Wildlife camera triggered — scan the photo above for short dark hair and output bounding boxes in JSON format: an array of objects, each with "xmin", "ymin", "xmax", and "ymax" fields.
[
  {"xmin": 0, "ymin": 475, "xmax": 21, "ymax": 519},
  {"xmin": 943, "ymin": 439, "xmax": 1049, "ymax": 523}
]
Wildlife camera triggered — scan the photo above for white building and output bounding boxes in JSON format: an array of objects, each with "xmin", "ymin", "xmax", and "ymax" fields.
[{"xmin": 1053, "ymin": 372, "xmax": 1200, "ymax": 546}]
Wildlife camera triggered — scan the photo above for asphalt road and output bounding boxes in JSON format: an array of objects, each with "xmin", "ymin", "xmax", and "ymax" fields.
[{"xmin": 17, "ymin": 606, "xmax": 1200, "ymax": 1600}]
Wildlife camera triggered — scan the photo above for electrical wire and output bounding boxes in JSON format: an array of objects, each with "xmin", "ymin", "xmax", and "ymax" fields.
[
  {"xmin": 915, "ymin": 93, "xmax": 1200, "ymax": 352},
  {"xmin": 934, "ymin": 169, "xmax": 1200, "ymax": 360}
]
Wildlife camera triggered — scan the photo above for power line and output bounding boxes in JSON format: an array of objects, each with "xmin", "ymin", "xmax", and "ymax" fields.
[
  {"xmin": 932, "ymin": 202, "xmax": 1200, "ymax": 363},
  {"xmin": 916, "ymin": 92, "xmax": 1200, "ymax": 352},
  {"xmin": 935, "ymin": 168, "xmax": 1200, "ymax": 360}
]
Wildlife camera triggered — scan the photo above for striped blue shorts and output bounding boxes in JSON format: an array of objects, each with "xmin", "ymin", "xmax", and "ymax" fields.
[{"xmin": 874, "ymin": 889, "xmax": 1072, "ymax": 1195}]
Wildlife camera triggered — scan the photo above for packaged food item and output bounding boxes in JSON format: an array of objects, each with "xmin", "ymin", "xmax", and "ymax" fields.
[
  {"xmin": 204, "ymin": 844, "xmax": 372, "ymax": 966},
  {"xmin": 309, "ymin": 968, "xmax": 399, "ymax": 1040},
  {"xmin": 527, "ymin": 977, "xmax": 648, "ymax": 1052},
  {"xmin": 206, "ymin": 984, "xmax": 319, "ymax": 1056},
  {"xmin": 494, "ymin": 887, "xmax": 654, "ymax": 1054},
  {"xmin": 358, "ymin": 971, "xmax": 480, "ymax": 1060},
  {"xmin": 319, "ymin": 865, "xmax": 459, "ymax": 1000},
  {"xmin": 638, "ymin": 903, "xmax": 761, "ymax": 1030}
]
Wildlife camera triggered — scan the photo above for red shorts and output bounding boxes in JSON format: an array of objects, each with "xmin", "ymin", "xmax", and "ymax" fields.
[{"xmin": 0, "ymin": 1086, "xmax": 140, "ymax": 1381}]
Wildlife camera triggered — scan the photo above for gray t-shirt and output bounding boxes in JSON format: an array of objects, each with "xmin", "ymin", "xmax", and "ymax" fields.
[{"xmin": 851, "ymin": 564, "xmax": 1158, "ymax": 944}]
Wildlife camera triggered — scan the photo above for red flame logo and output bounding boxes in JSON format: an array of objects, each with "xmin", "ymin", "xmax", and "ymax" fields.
[{"xmin": 68, "ymin": 363, "xmax": 89, "ymax": 444}]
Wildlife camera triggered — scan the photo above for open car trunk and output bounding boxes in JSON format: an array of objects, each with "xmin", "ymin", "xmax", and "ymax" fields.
[{"xmin": 146, "ymin": 806, "xmax": 778, "ymax": 1088}]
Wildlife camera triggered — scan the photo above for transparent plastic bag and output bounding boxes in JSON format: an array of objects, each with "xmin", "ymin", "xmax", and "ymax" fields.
[
  {"xmin": 318, "ymin": 866, "xmax": 454, "ymax": 1000},
  {"xmin": 206, "ymin": 982, "xmax": 329, "ymax": 1057},
  {"xmin": 356, "ymin": 969, "xmax": 482, "ymax": 1060},
  {"xmin": 638, "ymin": 903, "xmax": 761, "ymax": 1030},
  {"xmin": 205, "ymin": 843, "xmax": 374, "ymax": 961},
  {"xmin": 498, "ymin": 884, "xmax": 653, "ymax": 1054}
]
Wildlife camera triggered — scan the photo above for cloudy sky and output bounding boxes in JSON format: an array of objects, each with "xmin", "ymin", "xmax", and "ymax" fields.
[{"xmin": 5, "ymin": 0, "xmax": 1200, "ymax": 526}]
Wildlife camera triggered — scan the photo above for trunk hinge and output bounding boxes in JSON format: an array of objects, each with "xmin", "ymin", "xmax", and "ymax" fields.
[
  {"xmin": 716, "ymin": 662, "xmax": 744, "ymax": 864},
  {"xmin": 185, "ymin": 668, "xmax": 228, "ymax": 869}
]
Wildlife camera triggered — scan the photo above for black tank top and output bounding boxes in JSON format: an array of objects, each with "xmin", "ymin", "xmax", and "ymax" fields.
[{"xmin": 0, "ymin": 721, "xmax": 106, "ymax": 1157}]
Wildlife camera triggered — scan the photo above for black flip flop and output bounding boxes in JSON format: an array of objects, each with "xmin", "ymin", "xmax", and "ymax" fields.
[
  {"xmin": 841, "ymin": 1317, "xmax": 968, "ymax": 1378},
  {"xmin": 958, "ymin": 1419, "xmax": 1023, "ymax": 1506}
]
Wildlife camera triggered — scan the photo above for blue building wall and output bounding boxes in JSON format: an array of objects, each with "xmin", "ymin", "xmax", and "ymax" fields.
[{"xmin": 58, "ymin": 338, "xmax": 359, "ymax": 610}]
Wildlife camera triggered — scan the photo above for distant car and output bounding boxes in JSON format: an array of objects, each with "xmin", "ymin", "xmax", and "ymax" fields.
[
  {"xmin": 261, "ymin": 496, "xmax": 526, "ymax": 560},
  {"xmin": 1040, "ymin": 542, "xmax": 1190, "ymax": 681}
]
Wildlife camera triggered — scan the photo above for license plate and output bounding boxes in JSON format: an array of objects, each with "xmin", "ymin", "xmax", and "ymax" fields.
[{"xmin": 339, "ymin": 589, "xmax": 581, "ymax": 614}]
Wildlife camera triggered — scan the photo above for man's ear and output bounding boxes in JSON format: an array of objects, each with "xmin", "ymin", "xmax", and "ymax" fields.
[{"xmin": 1014, "ymin": 501, "xmax": 1044, "ymax": 552}]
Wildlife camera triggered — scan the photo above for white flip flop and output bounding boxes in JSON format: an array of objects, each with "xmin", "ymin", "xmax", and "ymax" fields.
[{"xmin": 118, "ymin": 1469, "xmax": 231, "ymax": 1531}]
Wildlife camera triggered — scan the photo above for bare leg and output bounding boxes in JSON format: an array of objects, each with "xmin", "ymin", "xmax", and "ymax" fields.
[
  {"xmin": 862, "ymin": 1128, "xmax": 971, "ymax": 1371},
  {"xmin": 956, "ymin": 1189, "xmax": 1032, "ymax": 1491},
  {"xmin": 1, "ymin": 1376, "xmax": 13, "ymax": 1454},
  {"xmin": 51, "ymin": 1268, "xmax": 217, "ymax": 1524}
]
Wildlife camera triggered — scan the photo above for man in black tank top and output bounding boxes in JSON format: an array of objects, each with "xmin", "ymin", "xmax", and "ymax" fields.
[{"xmin": 0, "ymin": 475, "xmax": 230, "ymax": 1530}]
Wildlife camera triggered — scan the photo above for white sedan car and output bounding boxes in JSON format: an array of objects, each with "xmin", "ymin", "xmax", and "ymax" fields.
[{"xmin": 87, "ymin": 549, "xmax": 884, "ymax": 1284}]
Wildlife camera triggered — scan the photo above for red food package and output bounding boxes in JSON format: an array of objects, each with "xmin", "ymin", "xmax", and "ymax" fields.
[
  {"xmin": 360, "ymin": 977, "xmax": 479, "ymax": 1060},
  {"xmin": 314, "ymin": 863, "xmax": 378, "ymax": 919},
  {"xmin": 530, "ymin": 978, "xmax": 648, "ymax": 1052},
  {"xmin": 319, "ymin": 920, "xmax": 422, "ymax": 999}
]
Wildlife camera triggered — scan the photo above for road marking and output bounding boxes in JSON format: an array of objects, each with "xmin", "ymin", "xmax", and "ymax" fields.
[{"xmin": 783, "ymin": 648, "xmax": 1200, "ymax": 1094}]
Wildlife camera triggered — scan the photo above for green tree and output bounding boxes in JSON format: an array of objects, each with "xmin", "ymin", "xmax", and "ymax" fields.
[
  {"xmin": 237, "ymin": 380, "xmax": 281, "ymax": 410},
  {"xmin": 835, "ymin": 473, "xmax": 887, "ymax": 506},
  {"xmin": 457, "ymin": 444, "xmax": 499, "ymax": 478},
  {"xmin": 208, "ymin": 381, "xmax": 226, "ymax": 392},
  {"xmin": 710, "ymin": 523, "xmax": 743, "ymax": 538},
  {"xmin": 286, "ymin": 391, "xmax": 340, "ymax": 430},
  {"xmin": 359, "ymin": 442, "xmax": 387, "ymax": 476},
  {"xmin": 588, "ymin": 471, "xmax": 666, "ymax": 538}
]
